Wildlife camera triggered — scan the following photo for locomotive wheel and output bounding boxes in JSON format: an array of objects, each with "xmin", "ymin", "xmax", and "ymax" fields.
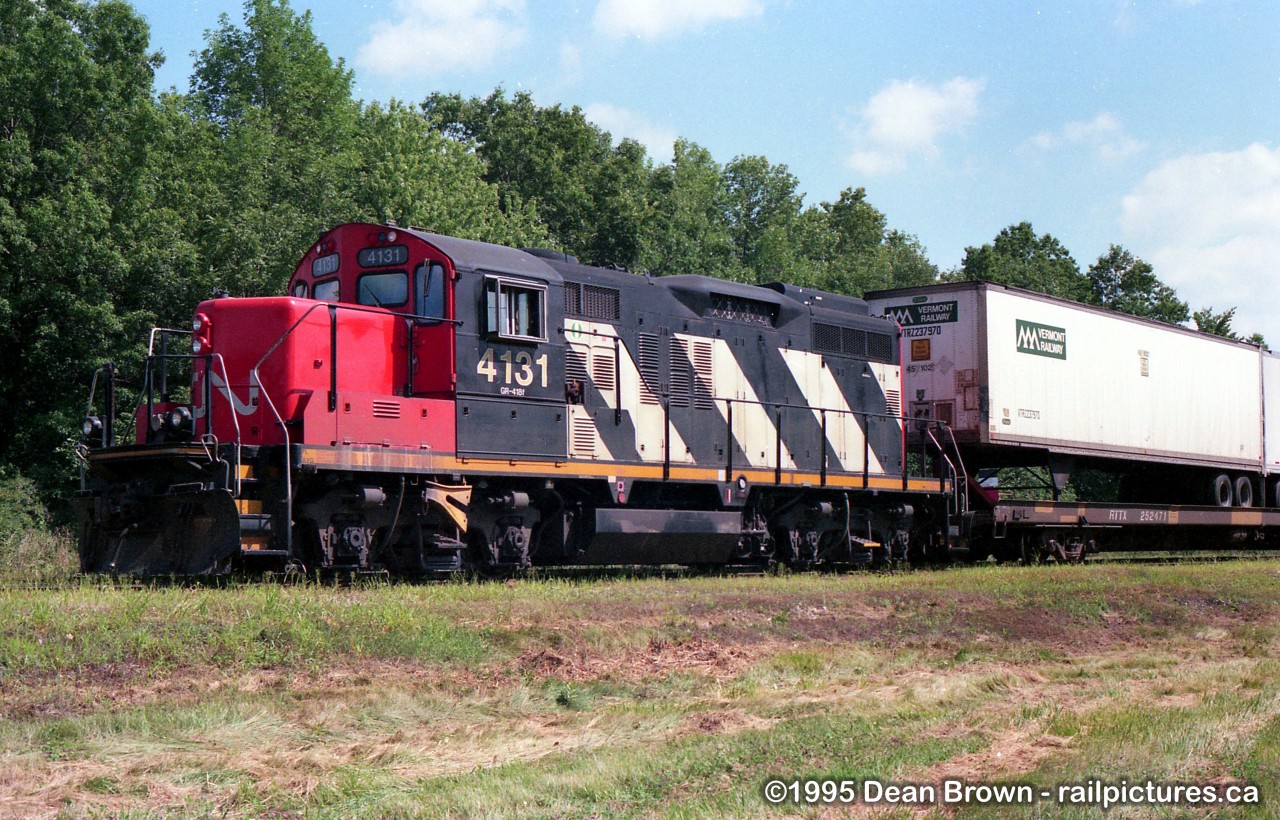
[{"xmin": 1234, "ymin": 476, "xmax": 1255, "ymax": 508}]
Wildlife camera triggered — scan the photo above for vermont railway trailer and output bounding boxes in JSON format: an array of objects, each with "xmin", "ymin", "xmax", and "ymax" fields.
[
  {"xmin": 866, "ymin": 281, "xmax": 1280, "ymax": 562},
  {"xmin": 73, "ymin": 223, "xmax": 957, "ymax": 577}
]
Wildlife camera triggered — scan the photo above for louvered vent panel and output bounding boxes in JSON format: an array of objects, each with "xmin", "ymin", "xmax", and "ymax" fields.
[
  {"xmin": 371, "ymin": 400, "xmax": 401, "ymax": 419},
  {"xmin": 690, "ymin": 339, "xmax": 715, "ymax": 409},
  {"xmin": 638, "ymin": 333, "xmax": 661, "ymax": 405},
  {"xmin": 591, "ymin": 349, "xmax": 616, "ymax": 392},
  {"xmin": 884, "ymin": 389, "xmax": 902, "ymax": 417},
  {"xmin": 565, "ymin": 348, "xmax": 589, "ymax": 384},
  {"xmin": 571, "ymin": 416, "xmax": 598, "ymax": 457},
  {"xmin": 669, "ymin": 339, "xmax": 691, "ymax": 408}
]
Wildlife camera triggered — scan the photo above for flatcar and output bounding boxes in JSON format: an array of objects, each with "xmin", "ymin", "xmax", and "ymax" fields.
[{"xmin": 73, "ymin": 223, "xmax": 955, "ymax": 576}]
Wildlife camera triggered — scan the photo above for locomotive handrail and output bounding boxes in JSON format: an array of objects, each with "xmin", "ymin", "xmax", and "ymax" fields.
[
  {"xmin": 80, "ymin": 364, "xmax": 117, "ymax": 492},
  {"xmin": 686, "ymin": 393, "xmax": 911, "ymax": 489},
  {"xmin": 247, "ymin": 299, "xmax": 443, "ymax": 565},
  {"xmin": 146, "ymin": 326, "xmax": 191, "ymax": 355},
  {"xmin": 924, "ymin": 422, "xmax": 969, "ymax": 519},
  {"xmin": 133, "ymin": 346, "xmax": 244, "ymax": 497},
  {"xmin": 247, "ymin": 305, "xmax": 336, "ymax": 566}
]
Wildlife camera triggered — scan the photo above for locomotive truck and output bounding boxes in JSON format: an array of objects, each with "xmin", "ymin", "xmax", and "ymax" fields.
[{"xmin": 73, "ymin": 222, "xmax": 955, "ymax": 575}]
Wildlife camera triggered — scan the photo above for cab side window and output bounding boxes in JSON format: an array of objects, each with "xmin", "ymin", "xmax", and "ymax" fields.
[
  {"xmin": 417, "ymin": 263, "xmax": 446, "ymax": 318},
  {"xmin": 484, "ymin": 277, "xmax": 546, "ymax": 342}
]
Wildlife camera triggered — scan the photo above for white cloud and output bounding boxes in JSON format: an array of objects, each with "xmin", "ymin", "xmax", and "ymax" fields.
[
  {"xmin": 356, "ymin": 0, "xmax": 525, "ymax": 77},
  {"xmin": 583, "ymin": 103, "xmax": 678, "ymax": 163},
  {"xmin": 1120, "ymin": 143, "xmax": 1280, "ymax": 340},
  {"xmin": 1030, "ymin": 113, "xmax": 1146, "ymax": 161},
  {"xmin": 846, "ymin": 77, "xmax": 984, "ymax": 176},
  {"xmin": 558, "ymin": 42, "xmax": 584, "ymax": 85},
  {"xmin": 592, "ymin": 0, "xmax": 763, "ymax": 39}
]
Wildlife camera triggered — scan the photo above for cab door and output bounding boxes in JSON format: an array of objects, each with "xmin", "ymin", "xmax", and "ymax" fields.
[
  {"xmin": 410, "ymin": 260, "xmax": 456, "ymax": 398},
  {"xmin": 455, "ymin": 274, "xmax": 567, "ymax": 460}
]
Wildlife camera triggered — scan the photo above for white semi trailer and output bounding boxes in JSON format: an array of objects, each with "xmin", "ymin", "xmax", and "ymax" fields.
[{"xmin": 866, "ymin": 281, "xmax": 1280, "ymax": 560}]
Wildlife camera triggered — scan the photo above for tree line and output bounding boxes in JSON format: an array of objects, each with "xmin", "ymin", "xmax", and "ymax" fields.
[{"xmin": 0, "ymin": 0, "xmax": 1254, "ymax": 515}]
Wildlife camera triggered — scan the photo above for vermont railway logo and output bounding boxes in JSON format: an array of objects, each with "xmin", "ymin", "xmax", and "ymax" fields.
[
  {"xmin": 1016, "ymin": 319, "xmax": 1067, "ymax": 359},
  {"xmin": 884, "ymin": 301, "xmax": 958, "ymax": 325}
]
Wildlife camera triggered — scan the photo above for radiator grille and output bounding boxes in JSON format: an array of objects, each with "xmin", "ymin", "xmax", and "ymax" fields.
[
  {"xmin": 707, "ymin": 293, "xmax": 775, "ymax": 326},
  {"xmin": 583, "ymin": 285, "xmax": 620, "ymax": 321},
  {"xmin": 867, "ymin": 332, "xmax": 894, "ymax": 363},
  {"xmin": 813, "ymin": 322, "xmax": 895, "ymax": 363},
  {"xmin": 565, "ymin": 282, "xmax": 621, "ymax": 321}
]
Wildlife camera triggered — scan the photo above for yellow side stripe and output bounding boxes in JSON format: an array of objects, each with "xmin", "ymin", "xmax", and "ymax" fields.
[{"xmin": 297, "ymin": 446, "xmax": 947, "ymax": 494}]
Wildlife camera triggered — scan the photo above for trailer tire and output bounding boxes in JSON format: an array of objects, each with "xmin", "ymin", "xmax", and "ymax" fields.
[
  {"xmin": 1213, "ymin": 474, "xmax": 1233, "ymax": 507},
  {"xmin": 1234, "ymin": 476, "xmax": 1254, "ymax": 508}
]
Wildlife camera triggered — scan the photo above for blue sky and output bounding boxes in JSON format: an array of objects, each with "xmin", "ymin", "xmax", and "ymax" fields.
[{"xmin": 137, "ymin": 0, "xmax": 1280, "ymax": 340}]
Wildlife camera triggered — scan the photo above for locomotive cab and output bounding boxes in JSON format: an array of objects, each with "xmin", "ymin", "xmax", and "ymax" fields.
[{"xmin": 290, "ymin": 223, "xmax": 458, "ymax": 399}]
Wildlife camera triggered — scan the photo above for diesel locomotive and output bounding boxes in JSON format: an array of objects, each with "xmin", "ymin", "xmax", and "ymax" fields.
[{"xmin": 73, "ymin": 222, "xmax": 956, "ymax": 576}]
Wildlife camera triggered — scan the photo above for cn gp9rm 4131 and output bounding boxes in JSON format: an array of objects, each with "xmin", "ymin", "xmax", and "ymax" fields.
[{"xmin": 74, "ymin": 223, "xmax": 956, "ymax": 576}]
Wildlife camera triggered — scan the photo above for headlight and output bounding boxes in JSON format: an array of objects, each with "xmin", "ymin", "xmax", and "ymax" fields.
[
  {"xmin": 82, "ymin": 416, "xmax": 103, "ymax": 442},
  {"xmin": 191, "ymin": 313, "xmax": 212, "ymax": 354},
  {"xmin": 166, "ymin": 406, "xmax": 194, "ymax": 435}
]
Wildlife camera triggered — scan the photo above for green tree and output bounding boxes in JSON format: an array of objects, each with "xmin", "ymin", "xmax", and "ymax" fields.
[
  {"xmin": 826, "ymin": 186, "xmax": 888, "ymax": 256},
  {"xmin": 639, "ymin": 139, "xmax": 742, "ymax": 279},
  {"xmin": 352, "ymin": 101, "xmax": 545, "ymax": 247},
  {"xmin": 722, "ymin": 154, "xmax": 803, "ymax": 276},
  {"xmin": 0, "ymin": 0, "xmax": 169, "ymax": 492},
  {"xmin": 956, "ymin": 222, "xmax": 1087, "ymax": 300},
  {"xmin": 788, "ymin": 188, "xmax": 937, "ymax": 295},
  {"xmin": 1086, "ymin": 245, "xmax": 1188, "ymax": 324},
  {"xmin": 185, "ymin": 0, "xmax": 362, "ymax": 296},
  {"xmin": 1192, "ymin": 306, "xmax": 1265, "ymax": 346},
  {"xmin": 423, "ymin": 89, "xmax": 651, "ymax": 268},
  {"xmin": 1193, "ymin": 306, "xmax": 1236, "ymax": 337}
]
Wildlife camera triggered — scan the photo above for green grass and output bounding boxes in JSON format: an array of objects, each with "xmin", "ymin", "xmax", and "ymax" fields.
[
  {"xmin": 0, "ymin": 528, "xmax": 78, "ymax": 586},
  {"xmin": 4, "ymin": 562, "xmax": 1280, "ymax": 816},
  {"xmin": 0, "ymin": 582, "xmax": 492, "ymax": 676}
]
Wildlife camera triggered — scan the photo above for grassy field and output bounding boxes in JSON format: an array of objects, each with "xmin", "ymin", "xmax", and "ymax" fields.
[{"xmin": 2, "ymin": 559, "xmax": 1279, "ymax": 817}]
